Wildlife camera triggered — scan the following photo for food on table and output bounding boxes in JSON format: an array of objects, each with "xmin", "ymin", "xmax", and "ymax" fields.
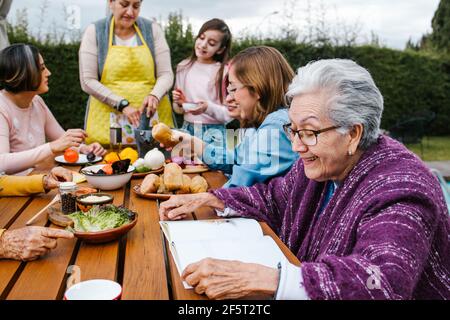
[
  {"xmin": 72, "ymin": 172, "xmax": 87, "ymax": 184},
  {"xmin": 138, "ymin": 169, "xmax": 208, "ymax": 195},
  {"xmin": 190, "ymin": 176, "xmax": 208, "ymax": 193},
  {"xmin": 177, "ymin": 175, "xmax": 192, "ymax": 194},
  {"xmin": 102, "ymin": 164, "xmax": 113, "ymax": 175},
  {"xmin": 60, "ymin": 186, "xmax": 77, "ymax": 214},
  {"xmin": 76, "ymin": 193, "xmax": 114, "ymax": 212},
  {"xmin": 67, "ymin": 204, "xmax": 136, "ymax": 232},
  {"xmin": 104, "ymin": 152, "xmax": 120, "ymax": 164},
  {"xmin": 157, "ymin": 174, "xmax": 168, "ymax": 194},
  {"xmin": 119, "ymin": 147, "xmax": 138, "ymax": 164},
  {"xmin": 80, "ymin": 195, "xmax": 112, "ymax": 203},
  {"xmin": 164, "ymin": 163, "xmax": 183, "ymax": 191},
  {"xmin": 144, "ymin": 148, "xmax": 165, "ymax": 170},
  {"xmin": 86, "ymin": 152, "xmax": 96, "ymax": 162},
  {"xmin": 111, "ymin": 159, "xmax": 131, "ymax": 174},
  {"xmin": 64, "ymin": 148, "xmax": 79, "ymax": 163},
  {"xmin": 151, "ymin": 121, "xmax": 182, "ymax": 148},
  {"xmin": 83, "ymin": 159, "xmax": 131, "ymax": 176},
  {"xmin": 140, "ymin": 174, "xmax": 160, "ymax": 194},
  {"xmin": 75, "ymin": 187, "xmax": 98, "ymax": 196},
  {"xmin": 133, "ymin": 158, "xmax": 150, "ymax": 173},
  {"xmin": 171, "ymin": 156, "xmax": 184, "ymax": 166}
]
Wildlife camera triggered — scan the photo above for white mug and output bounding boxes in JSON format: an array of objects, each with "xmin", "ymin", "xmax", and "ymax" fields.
[{"xmin": 64, "ymin": 279, "xmax": 122, "ymax": 300}]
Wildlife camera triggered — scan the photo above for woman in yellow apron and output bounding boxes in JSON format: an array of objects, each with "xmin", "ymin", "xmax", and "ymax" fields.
[{"xmin": 79, "ymin": 0, "xmax": 174, "ymax": 145}]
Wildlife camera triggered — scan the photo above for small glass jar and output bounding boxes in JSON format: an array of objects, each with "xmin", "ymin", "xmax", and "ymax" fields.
[{"xmin": 59, "ymin": 182, "xmax": 78, "ymax": 214}]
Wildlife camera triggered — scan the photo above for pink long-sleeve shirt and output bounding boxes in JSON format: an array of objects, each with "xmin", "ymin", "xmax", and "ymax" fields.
[
  {"xmin": 174, "ymin": 60, "xmax": 232, "ymax": 124},
  {"xmin": 0, "ymin": 90, "xmax": 64, "ymax": 174}
]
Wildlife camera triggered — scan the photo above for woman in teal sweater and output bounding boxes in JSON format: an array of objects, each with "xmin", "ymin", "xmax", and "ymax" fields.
[{"xmin": 168, "ymin": 46, "xmax": 299, "ymax": 188}]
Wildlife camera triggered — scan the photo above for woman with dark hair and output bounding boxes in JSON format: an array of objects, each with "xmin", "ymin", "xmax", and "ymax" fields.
[
  {"xmin": 79, "ymin": 0, "xmax": 175, "ymax": 145},
  {"xmin": 167, "ymin": 46, "xmax": 299, "ymax": 188},
  {"xmin": 0, "ymin": 44, "xmax": 106, "ymax": 175}
]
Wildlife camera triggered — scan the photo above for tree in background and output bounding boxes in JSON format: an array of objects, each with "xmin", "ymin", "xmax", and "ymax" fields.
[
  {"xmin": 412, "ymin": 0, "xmax": 450, "ymax": 55},
  {"xmin": 430, "ymin": 0, "xmax": 450, "ymax": 53},
  {"xmin": 163, "ymin": 11, "xmax": 194, "ymax": 67}
]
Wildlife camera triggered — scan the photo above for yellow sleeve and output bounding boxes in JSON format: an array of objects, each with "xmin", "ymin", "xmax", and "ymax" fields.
[{"xmin": 0, "ymin": 175, "xmax": 46, "ymax": 196}]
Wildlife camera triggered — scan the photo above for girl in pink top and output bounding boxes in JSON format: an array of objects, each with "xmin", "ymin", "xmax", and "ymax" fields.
[
  {"xmin": 0, "ymin": 44, "xmax": 106, "ymax": 175},
  {"xmin": 172, "ymin": 19, "xmax": 232, "ymax": 140}
]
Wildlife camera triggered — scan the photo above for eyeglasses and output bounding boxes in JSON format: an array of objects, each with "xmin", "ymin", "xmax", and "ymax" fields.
[
  {"xmin": 226, "ymin": 84, "xmax": 246, "ymax": 98},
  {"xmin": 282, "ymin": 123, "xmax": 340, "ymax": 146}
]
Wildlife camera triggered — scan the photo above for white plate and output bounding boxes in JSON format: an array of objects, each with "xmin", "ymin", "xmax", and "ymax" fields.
[
  {"xmin": 182, "ymin": 102, "xmax": 198, "ymax": 111},
  {"xmin": 55, "ymin": 154, "xmax": 102, "ymax": 165}
]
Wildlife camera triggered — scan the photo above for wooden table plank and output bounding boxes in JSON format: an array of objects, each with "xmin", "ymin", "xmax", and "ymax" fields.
[
  {"xmin": 0, "ymin": 193, "xmax": 50, "ymax": 298},
  {"xmin": 202, "ymin": 171, "xmax": 228, "ymax": 190},
  {"xmin": 121, "ymin": 179, "xmax": 169, "ymax": 300},
  {"xmin": 71, "ymin": 187, "xmax": 126, "ymax": 285},
  {"xmin": 0, "ymin": 197, "xmax": 31, "ymax": 229},
  {"xmin": 3, "ymin": 191, "xmax": 77, "ymax": 300}
]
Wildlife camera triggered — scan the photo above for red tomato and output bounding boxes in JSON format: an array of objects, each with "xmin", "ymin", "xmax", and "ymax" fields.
[
  {"xmin": 64, "ymin": 149, "xmax": 79, "ymax": 163},
  {"xmin": 103, "ymin": 164, "xmax": 113, "ymax": 175}
]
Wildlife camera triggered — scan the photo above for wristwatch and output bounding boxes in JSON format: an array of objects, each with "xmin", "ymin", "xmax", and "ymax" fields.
[{"xmin": 116, "ymin": 99, "xmax": 129, "ymax": 112}]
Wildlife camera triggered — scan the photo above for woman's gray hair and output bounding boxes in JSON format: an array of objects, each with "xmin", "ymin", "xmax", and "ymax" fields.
[{"xmin": 286, "ymin": 59, "xmax": 384, "ymax": 150}]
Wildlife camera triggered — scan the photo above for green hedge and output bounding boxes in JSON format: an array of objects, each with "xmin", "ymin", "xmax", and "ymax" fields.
[{"xmin": 9, "ymin": 38, "xmax": 450, "ymax": 135}]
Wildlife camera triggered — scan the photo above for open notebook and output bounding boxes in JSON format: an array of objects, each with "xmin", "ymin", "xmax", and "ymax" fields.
[{"xmin": 160, "ymin": 218, "xmax": 287, "ymax": 289}]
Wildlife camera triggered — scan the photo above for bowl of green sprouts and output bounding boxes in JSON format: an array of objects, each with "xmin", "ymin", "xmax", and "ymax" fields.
[{"xmin": 67, "ymin": 204, "xmax": 138, "ymax": 243}]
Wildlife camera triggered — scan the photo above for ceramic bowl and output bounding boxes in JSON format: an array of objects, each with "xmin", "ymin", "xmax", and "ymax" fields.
[
  {"xmin": 81, "ymin": 164, "xmax": 135, "ymax": 190},
  {"xmin": 64, "ymin": 279, "xmax": 122, "ymax": 300},
  {"xmin": 76, "ymin": 192, "xmax": 114, "ymax": 212}
]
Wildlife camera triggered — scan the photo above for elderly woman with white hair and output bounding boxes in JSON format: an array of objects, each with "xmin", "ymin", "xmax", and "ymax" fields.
[{"xmin": 159, "ymin": 59, "xmax": 450, "ymax": 300}]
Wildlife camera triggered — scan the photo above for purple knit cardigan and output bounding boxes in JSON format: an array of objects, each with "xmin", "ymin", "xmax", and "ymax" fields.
[{"xmin": 212, "ymin": 135, "xmax": 450, "ymax": 300}]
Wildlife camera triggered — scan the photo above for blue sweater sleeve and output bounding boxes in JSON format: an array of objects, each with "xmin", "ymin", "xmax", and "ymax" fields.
[
  {"xmin": 202, "ymin": 109, "xmax": 298, "ymax": 188},
  {"xmin": 224, "ymin": 118, "xmax": 298, "ymax": 188}
]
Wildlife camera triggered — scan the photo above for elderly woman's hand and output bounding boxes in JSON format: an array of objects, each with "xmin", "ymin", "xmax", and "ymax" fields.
[
  {"xmin": 43, "ymin": 167, "xmax": 73, "ymax": 190},
  {"xmin": 182, "ymin": 258, "xmax": 279, "ymax": 300},
  {"xmin": 0, "ymin": 227, "xmax": 74, "ymax": 261},
  {"xmin": 79, "ymin": 142, "xmax": 107, "ymax": 157},
  {"xmin": 159, "ymin": 193, "xmax": 224, "ymax": 221},
  {"xmin": 140, "ymin": 95, "xmax": 159, "ymax": 118}
]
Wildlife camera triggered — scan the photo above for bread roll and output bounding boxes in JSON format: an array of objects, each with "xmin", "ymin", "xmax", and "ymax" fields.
[
  {"xmin": 163, "ymin": 163, "xmax": 183, "ymax": 191},
  {"xmin": 151, "ymin": 122, "xmax": 181, "ymax": 148},
  {"xmin": 176, "ymin": 175, "xmax": 192, "ymax": 194},
  {"xmin": 157, "ymin": 174, "xmax": 170, "ymax": 194},
  {"xmin": 190, "ymin": 175, "xmax": 208, "ymax": 193},
  {"xmin": 140, "ymin": 174, "xmax": 160, "ymax": 194}
]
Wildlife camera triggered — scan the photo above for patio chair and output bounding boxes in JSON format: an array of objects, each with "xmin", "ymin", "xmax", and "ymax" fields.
[{"xmin": 388, "ymin": 111, "xmax": 436, "ymax": 157}]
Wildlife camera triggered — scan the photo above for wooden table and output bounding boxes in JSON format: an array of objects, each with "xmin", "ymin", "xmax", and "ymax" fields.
[{"xmin": 0, "ymin": 167, "xmax": 300, "ymax": 300}]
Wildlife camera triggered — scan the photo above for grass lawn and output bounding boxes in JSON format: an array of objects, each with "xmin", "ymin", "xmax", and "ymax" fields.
[{"xmin": 405, "ymin": 136, "xmax": 450, "ymax": 161}]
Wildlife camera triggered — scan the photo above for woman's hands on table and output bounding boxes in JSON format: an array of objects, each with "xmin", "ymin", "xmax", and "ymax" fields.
[
  {"xmin": 159, "ymin": 193, "xmax": 225, "ymax": 221},
  {"xmin": 0, "ymin": 227, "xmax": 74, "ymax": 261},
  {"xmin": 43, "ymin": 167, "xmax": 73, "ymax": 191},
  {"xmin": 182, "ymin": 258, "xmax": 279, "ymax": 299},
  {"xmin": 79, "ymin": 142, "xmax": 107, "ymax": 157}
]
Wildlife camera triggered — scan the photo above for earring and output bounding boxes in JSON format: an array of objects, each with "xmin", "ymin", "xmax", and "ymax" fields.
[{"xmin": 348, "ymin": 150, "xmax": 353, "ymax": 156}]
